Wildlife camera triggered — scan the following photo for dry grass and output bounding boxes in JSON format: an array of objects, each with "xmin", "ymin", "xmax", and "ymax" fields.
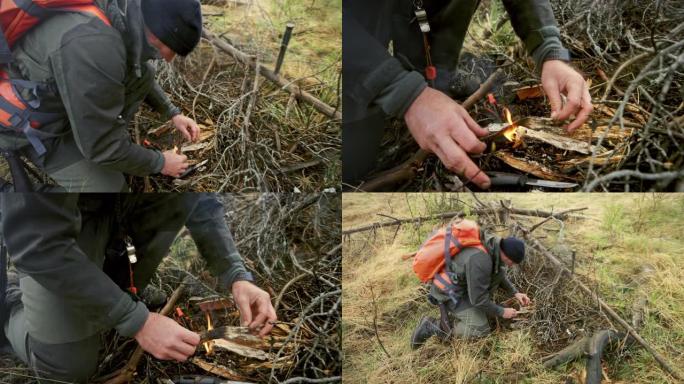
[{"xmin": 342, "ymin": 193, "xmax": 684, "ymax": 383}]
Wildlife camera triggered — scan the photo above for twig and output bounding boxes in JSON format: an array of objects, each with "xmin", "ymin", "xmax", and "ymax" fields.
[
  {"xmin": 369, "ymin": 286, "xmax": 390, "ymax": 358},
  {"xmin": 203, "ymin": 29, "xmax": 341, "ymax": 120},
  {"xmin": 103, "ymin": 284, "xmax": 186, "ymax": 384},
  {"xmin": 583, "ymin": 169, "xmax": 684, "ymax": 191},
  {"xmin": 277, "ymin": 376, "xmax": 341, "ymax": 384},
  {"xmin": 342, "ymin": 206, "xmax": 585, "ymax": 236}
]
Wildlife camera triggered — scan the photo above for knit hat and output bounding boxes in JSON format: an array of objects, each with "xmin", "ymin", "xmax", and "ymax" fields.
[
  {"xmin": 141, "ymin": 0, "xmax": 203, "ymax": 56},
  {"xmin": 500, "ymin": 237, "xmax": 525, "ymax": 264}
]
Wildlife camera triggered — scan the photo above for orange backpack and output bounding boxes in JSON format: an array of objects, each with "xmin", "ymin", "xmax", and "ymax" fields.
[
  {"xmin": 0, "ymin": 0, "xmax": 111, "ymax": 154},
  {"xmin": 413, "ymin": 219, "xmax": 488, "ymax": 303}
]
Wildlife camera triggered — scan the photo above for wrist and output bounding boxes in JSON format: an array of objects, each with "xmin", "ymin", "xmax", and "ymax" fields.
[{"xmin": 168, "ymin": 106, "xmax": 182, "ymax": 120}]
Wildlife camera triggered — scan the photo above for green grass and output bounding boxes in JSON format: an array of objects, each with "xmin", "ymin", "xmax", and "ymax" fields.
[{"xmin": 343, "ymin": 193, "xmax": 684, "ymax": 383}]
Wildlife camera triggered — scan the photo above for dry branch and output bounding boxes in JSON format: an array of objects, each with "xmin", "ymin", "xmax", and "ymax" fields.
[
  {"xmin": 342, "ymin": 207, "xmax": 586, "ymax": 236},
  {"xmin": 202, "ymin": 29, "xmax": 341, "ymax": 120},
  {"xmin": 523, "ymin": 235, "xmax": 684, "ymax": 381},
  {"xmin": 103, "ymin": 284, "xmax": 186, "ymax": 384}
]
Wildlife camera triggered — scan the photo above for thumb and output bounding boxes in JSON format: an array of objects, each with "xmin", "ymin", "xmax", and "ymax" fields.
[{"xmin": 543, "ymin": 78, "xmax": 562, "ymax": 119}]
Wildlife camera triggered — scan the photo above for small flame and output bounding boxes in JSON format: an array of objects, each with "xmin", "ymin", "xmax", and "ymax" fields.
[
  {"xmin": 173, "ymin": 145, "xmax": 180, "ymax": 154},
  {"xmin": 502, "ymin": 108, "xmax": 518, "ymax": 142},
  {"xmin": 204, "ymin": 312, "xmax": 214, "ymax": 355}
]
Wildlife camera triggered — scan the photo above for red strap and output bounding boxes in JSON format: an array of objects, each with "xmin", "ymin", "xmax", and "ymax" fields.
[
  {"xmin": 60, "ymin": 4, "xmax": 110, "ymax": 26},
  {"xmin": 425, "ymin": 66, "xmax": 437, "ymax": 81}
]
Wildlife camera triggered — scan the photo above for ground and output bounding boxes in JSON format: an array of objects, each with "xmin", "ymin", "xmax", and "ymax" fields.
[{"xmin": 342, "ymin": 193, "xmax": 684, "ymax": 383}]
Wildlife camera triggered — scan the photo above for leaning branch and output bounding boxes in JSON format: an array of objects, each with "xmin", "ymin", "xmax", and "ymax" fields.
[
  {"xmin": 342, "ymin": 206, "xmax": 585, "ymax": 236},
  {"xmin": 203, "ymin": 29, "xmax": 341, "ymax": 120},
  {"xmin": 525, "ymin": 236, "xmax": 684, "ymax": 381}
]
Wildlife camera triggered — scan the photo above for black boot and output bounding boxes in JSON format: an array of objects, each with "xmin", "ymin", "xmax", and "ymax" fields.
[{"xmin": 410, "ymin": 316, "xmax": 449, "ymax": 349}]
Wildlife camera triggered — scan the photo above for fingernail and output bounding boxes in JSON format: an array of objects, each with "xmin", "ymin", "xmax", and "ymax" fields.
[
  {"xmin": 482, "ymin": 181, "xmax": 491, "ymax": 190},
  {"xmin": 551, "ymin": 111, "xmax": 557, "ymax": 119}
]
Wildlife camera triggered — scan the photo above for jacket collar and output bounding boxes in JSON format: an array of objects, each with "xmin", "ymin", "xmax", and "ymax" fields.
[{"xmin": 100, "ymin": 0, "xmax": 159, "ymax": 77}]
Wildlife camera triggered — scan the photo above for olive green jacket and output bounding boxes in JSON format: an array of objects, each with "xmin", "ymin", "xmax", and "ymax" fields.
[
  {"xmin": 343, "ymin": 0, "xmax": 570, "ymax": 121},
  {"xmin": 0, "ymin": 194, "xmax": 249, "ymax": 339},
  {"xmin": 430, "ymin": 229, "xmax": 518, "ymax": 317},
  {"xmin": 4, "ymin": 0, "xmax": 179, "ymax": 175}
]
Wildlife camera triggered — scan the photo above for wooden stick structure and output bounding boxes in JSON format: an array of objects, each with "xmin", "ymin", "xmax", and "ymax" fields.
[
  {"xmin": 202, "ymin": 29, "xmax": 341, "ymax": 120},
  {"xmin": 342, "ymin": 206, "xmax": 586, "ymax": 236},
  {"xmin": 524, "ymin": 235, "xmax": 684, "ymax": 381}
]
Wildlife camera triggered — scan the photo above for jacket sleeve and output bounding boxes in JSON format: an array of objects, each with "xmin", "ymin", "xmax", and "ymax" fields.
[
  {"xmin": 186, "ymin": 194, "xmax": 249, "ymax": 290},
  {"xmin": 49, "ymin": 32, "xmax": 164, "ymax": 176},
  {"xmin": 466, "ymin": 253, "xmax": 505, "ymax": 317},
  {"xmin": 343, "ymin": 1, "xmax": 426, "ymax": 119},
  {"xmin": 143, "ymin": 63, "xmax": 181, "ymax": 121},
  {"xmin": 0, "ymin": 194, "xmax": 149, "ymax": 338},
  {"xmin": 500, "ymin": 270, "xmax": 519, "ymax": 295},
  {"xmin": 502, "ymin": 0, "xmax": 570, "ymax": 70}
]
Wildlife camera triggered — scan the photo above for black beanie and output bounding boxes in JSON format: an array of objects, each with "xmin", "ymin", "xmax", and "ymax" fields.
[
  {"xmin": 500, "ymin": 237, "xmax": 525, "ymax": 264},
  {"xmin": 141, "ymin": 0, "xmax": 203, "ymax": 56}
]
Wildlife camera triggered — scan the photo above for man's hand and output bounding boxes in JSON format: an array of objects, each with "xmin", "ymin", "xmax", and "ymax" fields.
[
  {"xmin": 134, "ymin": 312, "xmax": 200, "ymax": 361},
  {"xmin": 171, "ymin": 114, "xmax": 200, "ymax": 142},
  {"xmin": 514, "ymin": 292, "xmax": 531, "ymax": 307},
  {"xmin": 232, "ymin": 280, "xmax": 277, "ymax": 337},
  {"xmin": 161, "ymin": 150, "xmax": 189, "ymax": 178},
  {"xmin": 404, "ymin": 87, "xmax": 491, "ymax": 189},
  {"xmin": 541, "ymin": 60, "xmax": 593, "ymax": 133},
  {"xmin": 502, "ymin": 308, "xmax": 518, "ymax": 319}
]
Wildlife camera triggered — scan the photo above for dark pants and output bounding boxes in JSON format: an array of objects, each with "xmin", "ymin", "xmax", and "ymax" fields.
[{"xmin": 3, "ymin": 195, "xmax": 197, "ymax": 383}]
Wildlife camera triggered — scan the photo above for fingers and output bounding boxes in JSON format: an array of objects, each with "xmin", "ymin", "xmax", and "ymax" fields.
[
  {"xmin": 172, "ymin": 338, "xmax": 197, "ymax": 358},
  {"xmin": 555, "ymin": 79, "xmax": 583, "ymax": 122},
  {"xmin": 566, "ymin": 87, "xmax": 593, "ymax": 133},
  {"xmin": 191, "ymin": 122, "xmax": 201, "ymax": 142},
  {"xmin": 181, "ymin": 329, "xmax": 200, "ymax": 346},
  {"xmin": 447, "ymin": 115, "xmax": 486, "ymax": 154},
  {"xmin": 544, "ymin": 78, "xmax": 562, "ymax": 119},
  {"xmin": 434, "ymin": 139, "xmax": 491, "ymax": 189},
  {"xmin": 457, "ymin": 106, "xmax": 489, "ymax": 137},
  {"xmin": 256, "ymin": 297, "xmax": 278, "ymax": 337},
  {"xmin": 235, "ymin": 295, "xmax": 253, "ymax": 327},
  {"xmin": 178, "ymin": 126, "xmax": 192, "ymax": 141},
  {"xmin": 449, "ymin": 124, "xmax": 486, "ymax": 155}
]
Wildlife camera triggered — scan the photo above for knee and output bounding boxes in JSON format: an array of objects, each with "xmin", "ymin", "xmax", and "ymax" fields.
[{"xmin": 28, "ymin": 335, "xmax": 100, "ymax": 383}]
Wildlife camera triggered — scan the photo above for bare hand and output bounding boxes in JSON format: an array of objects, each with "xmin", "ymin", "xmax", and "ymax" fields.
[
  {"xmin": 502, "ymin": 307, "xmax": 518, "ymax": 319},
  {"xmin": 134, "ymin": 312, "xmax": 200, "ymax": 361},
  {"xmin": 171, "ymin": 114, "xmax": 200, "ymax": 142},
  {"xmin": 404, "ymin": 87, "xmax": 491, "ymax": 189},
  {"xmin": 514, "ymin": 292, "xmax": 531, "ymax": 307},
  {"xmin": 161, "ymin": 150, "xmax": 189, "ymax": 178},
  {"xmin": 541, "ymin": 60, "xmax": 593, "ymax": 133},
  {"xmin": 232, "ymin": 280, "xmax": 277, "ymax": 337}
]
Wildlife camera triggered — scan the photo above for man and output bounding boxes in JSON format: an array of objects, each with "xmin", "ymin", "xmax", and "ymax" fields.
[
  {"xmin": 2, "ymin": 0, "xmax": 205, "ymax": 191},
  {"xmin": 343, "ymin": 1, "xmax": 593, "ymax": 188},
  {"xmin": 0, "ymin": 193, "xmax": 277, "ymax": 382},
  {"xmin": 411, "ymin": 233, "xmax": 530, "ymax": 348}
]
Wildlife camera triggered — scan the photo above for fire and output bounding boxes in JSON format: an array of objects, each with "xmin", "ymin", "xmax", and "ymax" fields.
[
  {"xmin": 204, "ymin": 312, "xmax": 214, "ymax": 355},
  {"xmin": 501, "ymin": 108, "xmax": 519, "ymax": 143}
]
